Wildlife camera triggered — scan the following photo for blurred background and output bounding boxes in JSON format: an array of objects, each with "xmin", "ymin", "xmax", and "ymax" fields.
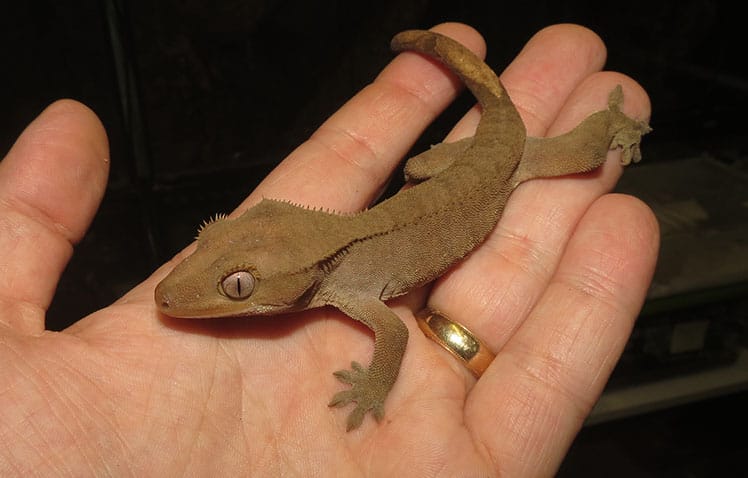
[{"xmin": 2, "ymin": 1, "xmax": 745, "ymax": 475}]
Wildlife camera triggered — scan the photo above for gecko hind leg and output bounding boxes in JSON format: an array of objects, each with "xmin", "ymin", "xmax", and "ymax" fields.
[{"xmin": 511, "ymin": 85, "xmax": 651, "ymax": 187}]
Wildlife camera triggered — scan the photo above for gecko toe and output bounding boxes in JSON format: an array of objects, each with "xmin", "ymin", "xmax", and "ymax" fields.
[{"xmin": 328, "ymin": 390, "xmax": 356, "ymax": 408}]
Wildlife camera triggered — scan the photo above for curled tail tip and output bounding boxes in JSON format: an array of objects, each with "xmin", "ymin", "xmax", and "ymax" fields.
[
  {"xmin": 390, "ymin": 29, "xmax": 506, "ymax": 105},
  {"xmin": 390, "ymin": 29, "xmax": 431, "ymax": 51},
  {"xmin": 391, "ymin": 29, "xmax": 473, "ymax": 60}
]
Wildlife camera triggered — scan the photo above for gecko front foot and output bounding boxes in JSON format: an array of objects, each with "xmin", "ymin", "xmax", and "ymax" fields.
[{"xmin": 328, "ymin": 361, "xmax": 386, "ymax": 431}]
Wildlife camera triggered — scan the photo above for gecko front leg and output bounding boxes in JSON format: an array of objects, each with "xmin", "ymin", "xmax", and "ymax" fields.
[{"xmin": 326, "ymin": 295, "xmax": 409, "ymax": 431}]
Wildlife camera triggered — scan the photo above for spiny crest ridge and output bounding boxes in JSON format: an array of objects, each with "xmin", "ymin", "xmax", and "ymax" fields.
[
  {"xmin": 270, "ymin": 197, "xmax": 359, "ymax": 216},
  {"xmin": 195, "ymin": 212, "xmax": 229, "ymax": 238}
]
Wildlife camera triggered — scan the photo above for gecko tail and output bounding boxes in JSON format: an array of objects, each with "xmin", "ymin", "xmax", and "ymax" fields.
[
  {"xmin": 391, "ymin": 30, "xmax": 524, "ymax": 146},
  {"xmin": 391, "ymin": 29, "xmax": 506, "ymax": 111}
]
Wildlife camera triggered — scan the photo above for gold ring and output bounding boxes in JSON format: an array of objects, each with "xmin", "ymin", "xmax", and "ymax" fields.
[{"xmin": 416, "ymin": 308, "xmax": 495, "ymax": 378}]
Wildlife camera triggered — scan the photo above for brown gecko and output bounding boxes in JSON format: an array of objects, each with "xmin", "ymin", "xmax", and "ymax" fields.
[{"xmin": 154, "ymin": 30, "xmax": 650, "ymax": 431}]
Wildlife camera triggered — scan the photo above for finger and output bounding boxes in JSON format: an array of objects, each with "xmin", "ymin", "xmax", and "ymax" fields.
[
  {"xmin": 0, "ymin": 100, "xmax": 109, "ymax": 333},
  {"xmin": 503, "ymin": 24, "xmax": 608, "ymax": 135},
  {"xmin": 427, "ymin": 71, "xmax": 651, "ymax": 354},
  {"xmin": 241, "ymin": 22, "xmax": 486, "ymax": 212},
  {"xmin": 468, "ymin": 194, "xmax": 659, "ymax": 476}
]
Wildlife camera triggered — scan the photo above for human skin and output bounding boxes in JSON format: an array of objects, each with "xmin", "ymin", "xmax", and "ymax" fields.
[{"xmin": 0, "ymin": 22, "xmax": 656, "ymax": 477}]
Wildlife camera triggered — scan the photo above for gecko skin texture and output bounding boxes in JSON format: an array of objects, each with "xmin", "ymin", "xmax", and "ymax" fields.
[{"xmin": 154, "ymin": 30, "xmax": 651, "ymax": 431}]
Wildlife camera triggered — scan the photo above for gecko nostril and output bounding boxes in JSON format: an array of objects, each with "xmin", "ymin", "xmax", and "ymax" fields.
[{"xmin": 154, "ymin": 284, "xmax": 171, "ymax": 310}]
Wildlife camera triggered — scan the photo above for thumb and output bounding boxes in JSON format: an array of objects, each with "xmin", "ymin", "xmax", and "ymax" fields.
[{"xmin": 0, "ymin": 100, "xmax": 109, "ymax": 334}]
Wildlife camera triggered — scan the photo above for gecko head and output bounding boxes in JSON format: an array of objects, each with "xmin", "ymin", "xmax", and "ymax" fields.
[{"xmin": 155, "ymin": 205, "xmax": 323, "ymax": 319}]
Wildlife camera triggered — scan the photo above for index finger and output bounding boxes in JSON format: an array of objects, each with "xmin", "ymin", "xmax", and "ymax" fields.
[{"xmin": 242, "ymin": 22, "xmax": 486, "ymax": 212}]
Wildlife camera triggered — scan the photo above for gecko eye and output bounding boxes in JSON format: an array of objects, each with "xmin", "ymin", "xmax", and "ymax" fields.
[{"xmin": 221, "ymin": 271, "xmax": 255, "ymax": 300}]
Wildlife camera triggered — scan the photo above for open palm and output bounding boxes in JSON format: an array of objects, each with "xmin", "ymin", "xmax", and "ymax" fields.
[{"xmin": 0, "ymin": 23, "xmax": 657, "ymax": 476}]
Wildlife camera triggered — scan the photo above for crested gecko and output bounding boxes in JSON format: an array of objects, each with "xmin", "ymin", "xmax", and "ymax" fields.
[{"xmin": 155, "ymin": 30, "xmax": 651, "ymax": 431}]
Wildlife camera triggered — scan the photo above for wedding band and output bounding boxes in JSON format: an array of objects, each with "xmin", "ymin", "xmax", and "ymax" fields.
[{"xmin": 416, "ymin": 308, "xmax": 495, "ymax": 377}]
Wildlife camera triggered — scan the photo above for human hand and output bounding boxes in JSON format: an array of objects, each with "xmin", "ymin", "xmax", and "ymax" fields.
[{"xmin": 0, "ymin": 23, "xmax": 656, "ymax": 476}]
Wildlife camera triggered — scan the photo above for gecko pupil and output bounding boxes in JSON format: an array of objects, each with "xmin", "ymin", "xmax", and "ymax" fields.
[{"xmin": 221, "ymin": 270, "xmax": 255, "ymax": 300}]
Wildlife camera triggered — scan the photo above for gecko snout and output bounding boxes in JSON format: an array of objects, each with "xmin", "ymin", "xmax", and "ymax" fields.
[{"xmin": 154, "ymin": 282, "xmax": 173, "ymax": 312}]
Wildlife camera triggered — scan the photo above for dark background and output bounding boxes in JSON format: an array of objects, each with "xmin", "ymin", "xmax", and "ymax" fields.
[{"xmin": 1, "ymin": 1, "xmax": 746, "ymax": 475}]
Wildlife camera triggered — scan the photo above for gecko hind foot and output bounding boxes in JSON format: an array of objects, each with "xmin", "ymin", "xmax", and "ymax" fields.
[
  {"xmin": 329, "ymin": 361, "xmax": 386, "ymax": 431},
  {"xmin": 608, "ymin": 85, "xmax": 652, "ymax": 165}
]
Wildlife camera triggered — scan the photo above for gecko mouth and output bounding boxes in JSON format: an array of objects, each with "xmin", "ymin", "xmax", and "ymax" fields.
[{"xmin": 152, "ymin": 281, "xmax": 210, "ymax": 318}]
